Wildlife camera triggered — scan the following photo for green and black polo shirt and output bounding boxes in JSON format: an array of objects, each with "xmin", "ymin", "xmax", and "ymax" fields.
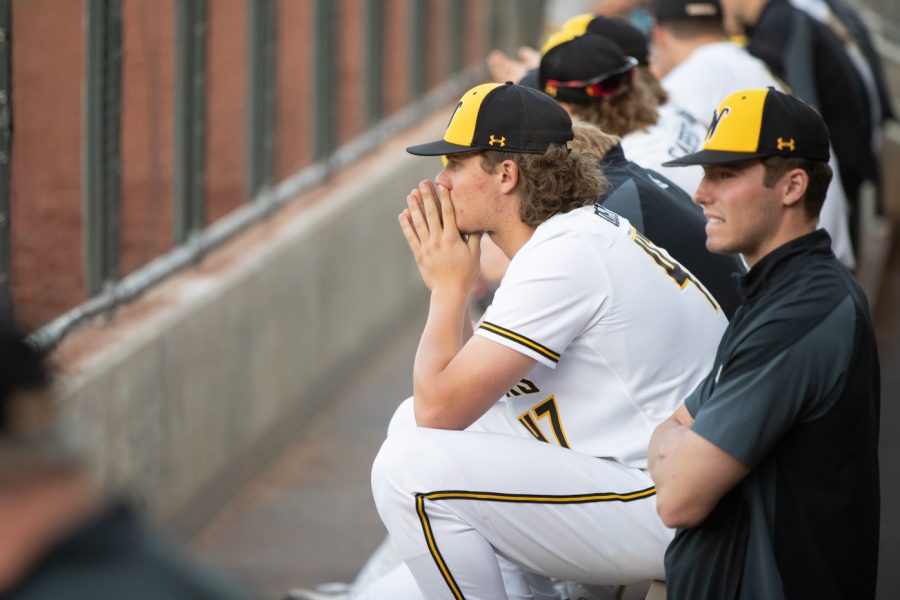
[{"xmin": 665, "ymin": 229, "xmax": 880, "ymax": 600}]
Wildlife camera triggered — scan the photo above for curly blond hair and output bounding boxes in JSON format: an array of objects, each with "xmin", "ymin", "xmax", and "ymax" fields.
[
  {"xmin": 570, "ymin": 118, "xmax": 621, "ymax": 157},
  {"xmin": 479, "ymin": 145, "xmax": 607, "ymax": 227}
]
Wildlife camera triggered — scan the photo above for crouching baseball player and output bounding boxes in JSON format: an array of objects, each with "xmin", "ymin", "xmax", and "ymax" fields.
[{"xmin": 371, "ymin": 82, "xmax": 728, "ymax": 599}]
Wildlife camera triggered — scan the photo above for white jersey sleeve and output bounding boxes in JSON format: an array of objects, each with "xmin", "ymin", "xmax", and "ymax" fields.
[{"xmin": 475, "ymin": 229, "xmax": 608, "ymax": 369}]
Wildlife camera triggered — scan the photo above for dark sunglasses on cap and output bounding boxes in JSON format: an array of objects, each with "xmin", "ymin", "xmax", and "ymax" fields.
[{"xmin": 544, "ymin": 57, "xmax": 638, "ymax": 98}]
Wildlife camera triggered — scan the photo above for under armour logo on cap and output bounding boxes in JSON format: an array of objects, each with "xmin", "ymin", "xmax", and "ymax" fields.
[
  {"xmin": 777, "ymin": 137, "xmax": 796, "ymax": 151},
  {"xmin": 489, "ymin": 135, "xmax": 506, "ymax": 147}
]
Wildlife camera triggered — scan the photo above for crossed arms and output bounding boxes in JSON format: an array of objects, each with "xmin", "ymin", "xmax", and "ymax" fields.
[{"xmin": 648, "ymin": 403, "xmax": 750, "ymax": 528}]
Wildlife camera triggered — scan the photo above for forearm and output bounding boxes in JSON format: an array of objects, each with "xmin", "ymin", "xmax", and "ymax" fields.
[
  {"xmin": 648, "ymin": 415, "xmax": 690, "ymax": 484},
  {"xmin": 649, "ymin": 405, "xmax": 746, "ymax": 528},
  {"xmin": 413, "ymin": 285, "xmax": 472, "ymax": 426},
  {"xmin": 648, "ymin": 416, "xmax": 696, "ymax": 527}
]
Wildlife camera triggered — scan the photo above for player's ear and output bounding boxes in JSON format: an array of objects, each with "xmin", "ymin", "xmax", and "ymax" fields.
[
  {"xmin": 781, "ymin": 168, "xmax": 808, "ymax": 209},
  {"xmin": 498, "ymin": 159, "xmax": 519, "ymax": 194}
]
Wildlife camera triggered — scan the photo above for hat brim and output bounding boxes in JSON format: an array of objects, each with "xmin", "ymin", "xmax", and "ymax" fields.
[
  {"xmin": 406, "ymin": 139, "xmax": 481, "ymax": 156},
  {"xmin": 662, "ymin": 149, "xmax": 769, "ymax": 167}
]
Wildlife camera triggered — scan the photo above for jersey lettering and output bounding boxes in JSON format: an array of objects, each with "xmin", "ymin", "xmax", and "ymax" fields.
[
  {"xmin": 593, "ymin": 203, "xmax": 620, "ymax": 227},
  {"xmin": 630, "ymin": 228, "xmax": 719, "ymax": 311},
  {"xmin": 518, "ymin": 395, "xmax": 570, "ymax": 448},
  {"xmin": 505, "ymin": 378, "xmax": 540, "ymax": 398}
]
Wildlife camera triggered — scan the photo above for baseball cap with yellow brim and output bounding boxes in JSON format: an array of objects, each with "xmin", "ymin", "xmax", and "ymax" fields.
[
  {"xmin": 663, "ymin": 88, "xmax": 830, "ymax": 167},
  {"xmin": 406, "ymin": 82, "xmax": 574, "ymax": 156}
]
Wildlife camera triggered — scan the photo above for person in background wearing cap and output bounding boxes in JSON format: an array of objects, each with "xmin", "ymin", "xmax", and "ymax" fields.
[
  {"xmin": 0, "ymin": 326, "xmax": 249, "ymax": 600},
  {"xmin": 367, "ymin": 82, "xmax": 727, "ymax": 599},
  {"xmin": 648, "ymin": 0, "xmax": 856, "ymax": 269},
  {"xmin": 539, "ymin": 31, "xmax": 709, "ymax": 197},
  {"xmin": 719, "ymin": 0, "xmax": 877, "ymax": 253},
  {"xmin": 486, "ymin": 1, "xmax": 655, "ymax": 84},
  {"xmin": 648, "ymin": 88, "xmax": 879, "ymax": 599},
  {"xmin": 543, "ymin": 13, "xmax": 668, "ymax": 107}
]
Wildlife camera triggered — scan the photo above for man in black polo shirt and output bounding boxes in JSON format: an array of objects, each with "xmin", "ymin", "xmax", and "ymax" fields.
[{"xmin": 648, "ymin": 88, "xmax": 880, "ymax": 599}]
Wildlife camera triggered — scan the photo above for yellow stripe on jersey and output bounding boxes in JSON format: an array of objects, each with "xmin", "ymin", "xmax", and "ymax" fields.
[
  {"xmin": 479, "ymin": 322, "xmax": 561, "ymax": 363},
  {"xmin": 422, "ymin": 487, "xmax": 656, "ymax": 504},
  {"xmin": 415, "ymin": 486, "xmax": 657, "ymax": 599}
]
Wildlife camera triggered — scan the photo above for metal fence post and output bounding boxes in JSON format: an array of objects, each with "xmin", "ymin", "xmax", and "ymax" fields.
[
  {"xmin": 0, "ymin": 0, "xmax": 10, "ymax": 323},
  {"xmin": 487, "ymin": 0, "xmax": 501, "ymax": 55},
  {"xmin": 313, "ymin": 0, "xmax": 337, "ymax": 160},
  {"xmin": 449, "ymin": 0, "xmax": 465, "ymax": 75},
  {"xmin": 174, "ymin": 0, "xmax": 207, "ymax": 243},
  {"xmin": 246, "ymin": 0, "xmax": 277, "ymax": 198},
  {"xmin": 364, "ymin": 0, "xmax": 384, "ymax": 128},
  {"xmin": 520, "ymin": 0, "xmax": 545, "ymax": 49},
  {"xmin": 409, "ymin": 0, "xmax": 427, "ymax": 100},
  {"xmin": 83, "ymin": 0, "xmax": 123, "ymax": 296}
]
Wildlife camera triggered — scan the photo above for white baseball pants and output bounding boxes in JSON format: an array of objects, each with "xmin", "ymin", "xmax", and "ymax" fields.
[{"xmin": 370, "ymin": 399, "xmax": 673, "ymax": 600}]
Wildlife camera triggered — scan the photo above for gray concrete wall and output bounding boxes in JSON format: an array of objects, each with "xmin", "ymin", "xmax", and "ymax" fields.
[{"xmin": 53, "ymin": 124, "xmax": 444, "ymax": 527}]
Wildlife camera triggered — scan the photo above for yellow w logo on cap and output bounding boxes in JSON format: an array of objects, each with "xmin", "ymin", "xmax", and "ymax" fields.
[
  {"xmin": 706, "ymin": 107, "xmax": 730, "ymax": 141},
  {"xmin": 489, "ymin": 135, "xmax": 506, "ymax": 147}
]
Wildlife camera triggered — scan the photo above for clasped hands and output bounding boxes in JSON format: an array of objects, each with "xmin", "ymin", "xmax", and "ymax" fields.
[{"xmin": 399, "ymin": 180, "xmax": 482, "ymax": 293}]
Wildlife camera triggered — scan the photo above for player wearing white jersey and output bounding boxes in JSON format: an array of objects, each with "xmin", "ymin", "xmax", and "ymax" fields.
[
  {"xmin": 368, "ymin": 82, "xmax": 727, "ymax": 599},
  {"xmin": 474, "ymin": 204, "xmax": 724, "ymax": 466},
  {"xmin": 619, "ymin": 102, "xmax": 708, "ymax": 196}
]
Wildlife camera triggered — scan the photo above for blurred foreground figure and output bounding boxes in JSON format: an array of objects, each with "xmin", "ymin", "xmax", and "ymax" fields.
[{"xmin": 0, "ymin": 327, "xmax": 247, "ymax": 600}]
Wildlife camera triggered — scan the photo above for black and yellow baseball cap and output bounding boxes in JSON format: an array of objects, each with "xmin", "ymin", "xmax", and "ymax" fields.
[
  {"xmin": 406, "ymin": 82, "xmax": 573, "ymax": 156},
  {"xmin": 663, "ymin": 88, "xmax": 830, "ymax": 166},
  {"xmin": 539, "ymin": 34, "xmax": 637, "ymax": 105},
  {"xmin": 558, "ymin": 14, "xmax": 650, "ymax": 66}
]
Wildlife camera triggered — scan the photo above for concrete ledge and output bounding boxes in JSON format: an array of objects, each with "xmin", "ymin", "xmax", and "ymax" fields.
[{"xmin": 52, "ymin": 114, "xmax": 447, "ymax": 525}]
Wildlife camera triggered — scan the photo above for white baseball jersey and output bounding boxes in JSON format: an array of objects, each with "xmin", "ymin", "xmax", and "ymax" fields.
[
  {"xmin": 620, "ymin": 102, "xmax": 707, "ymax": 197},
  {"xmin": 370, "ymin": 205, "xmax": 728, "ymax": 599},
  {"xmin": 475, "ymin": 204, "xmax": 727, "ymax": 468},
  {"xmin": 661, "ymin": 41, "xmax": 855, "ymax": 268}
]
